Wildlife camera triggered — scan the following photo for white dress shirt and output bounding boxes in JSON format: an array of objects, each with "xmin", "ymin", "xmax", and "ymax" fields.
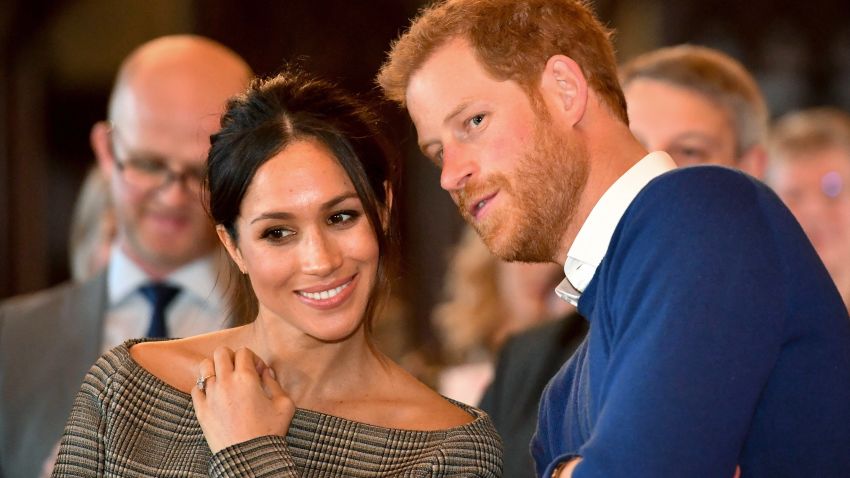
[
  {"xmin": 101, "ymin": 245, "xmax": 228, "ymax": 352},
  {"xmin": 556, "ymin": 152, "xmax": 676, "ymax": 305}
]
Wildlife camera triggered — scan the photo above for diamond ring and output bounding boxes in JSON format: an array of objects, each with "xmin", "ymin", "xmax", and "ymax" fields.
[{"xmin": 196, "ymin": 373, "xmax": 216, "ymax": 391}]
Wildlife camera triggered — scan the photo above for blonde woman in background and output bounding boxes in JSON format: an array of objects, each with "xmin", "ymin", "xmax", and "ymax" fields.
[{"xmin": 433, "ymin": 226, "xmax": 571, "ymax": 406}]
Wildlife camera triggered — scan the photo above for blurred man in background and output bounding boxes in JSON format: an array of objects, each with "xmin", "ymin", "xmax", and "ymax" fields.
[
  {"xmin": 767, "ymin": 107, "xmax": 850, "ymax": 311},
  {"xmin": 0, "ymin": 34, "xmax": 251, "ymax": 477},
  {"xmin": 620, "ymin": 44, "xmax": 768, "ymax": 177}
]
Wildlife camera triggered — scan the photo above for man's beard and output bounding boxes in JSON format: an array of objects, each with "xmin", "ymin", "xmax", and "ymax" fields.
[{"xmin": 456, "ymin": 118, "xmax": 589, "ymax": 263}]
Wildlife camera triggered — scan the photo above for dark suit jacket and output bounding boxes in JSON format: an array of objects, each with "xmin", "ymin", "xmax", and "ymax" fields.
[
  {"xmin": 0, "ymin": 272, "xmax": 107, "ymax": 478},
  {"xmin": 479, "ymin": 312, "xmax": 587, "ymax": 478}
]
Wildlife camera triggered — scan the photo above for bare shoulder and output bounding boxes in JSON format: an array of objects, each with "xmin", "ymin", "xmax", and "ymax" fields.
[
  {"xmin": 377, "ymin": 363, "xmax": 477, "ymax": 430},
  {"xmin": 129, "ymin": 328, "xmax": 237, "ymax": 393}
]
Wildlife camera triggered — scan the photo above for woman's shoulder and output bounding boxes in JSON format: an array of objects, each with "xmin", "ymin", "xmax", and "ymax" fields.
[
  {"xmin": 128, "ymin": 328, "xmax": 237, "ymax": 394},
  {"xmin": 77, "ymin": 338, "xmax": 188, "ymax": 401},
  {"xmin": 406, "ymin": 389, "xmax": 479, "ymax": 430},
  {"xmin": 436, "ymin": 399, "xmax": 503, "ymax": 469},
  {"xmin": 356, "ymin": 377, "xmax": 503, "ymax": 471},
  {"xmin": 370, "ymin": 363, "xmax": 488, "ymax": 431},
  {"xmin": 85, "ymin": 339, "xmax": 140, "ymax": 384}
]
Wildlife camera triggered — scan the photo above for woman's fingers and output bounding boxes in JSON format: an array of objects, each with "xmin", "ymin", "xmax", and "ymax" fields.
[
  {"xmin": 261, "ymin": 367, "xmax": 285, "ymax": 399},
  {"xmin": 253, "ymin": 351, "xmax": 269, "ymax": 376},
  {"xmin": 212, "ymin": 346, "xmax": 236, "ymax": 379},
  {"xmin": 190, "ymin": 384, "xmax": 206, "ymax": 414},
  {"xmin": 194, "ymin": 357, "xmax": 217, "ymax": 394},
  {"xmin": 234, "ymin": 347, "xmax": 262, "ymax": 374}
]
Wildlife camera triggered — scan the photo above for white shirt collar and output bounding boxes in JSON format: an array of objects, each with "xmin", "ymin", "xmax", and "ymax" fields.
[
  {"xmin": 555, "ymin": 151, "xmax": 676, "ymax": 305},
  {"xmin": 107, "ymin": 244, "xmax": 224, "ymax": 310}
]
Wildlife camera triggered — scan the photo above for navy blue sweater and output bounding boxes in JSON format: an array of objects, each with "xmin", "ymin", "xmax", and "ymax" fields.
[{"xmin": 532, "ymin": 166, "xmax": 850, "ymax": 477}]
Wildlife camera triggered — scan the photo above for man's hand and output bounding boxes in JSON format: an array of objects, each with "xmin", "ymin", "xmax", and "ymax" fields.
[{"xmin": 554, "ymin": 457, "xmax": 581, "ymax": 477}]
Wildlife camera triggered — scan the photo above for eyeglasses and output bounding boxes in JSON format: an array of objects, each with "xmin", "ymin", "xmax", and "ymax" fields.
[{"xmin": 108, "ymin": 124, "xmax": 206, "ymax": 195}]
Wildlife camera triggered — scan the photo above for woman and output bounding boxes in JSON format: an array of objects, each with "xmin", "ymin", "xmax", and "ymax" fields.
[{"xmin": 52, "ymin": 70, "xmax": 502, "ymax": 477}]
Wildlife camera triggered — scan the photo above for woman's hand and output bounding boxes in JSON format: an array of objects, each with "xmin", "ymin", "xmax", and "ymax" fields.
[{"xmin": 191, "ymin": 346, "xmax": 296, "ymax": 453}]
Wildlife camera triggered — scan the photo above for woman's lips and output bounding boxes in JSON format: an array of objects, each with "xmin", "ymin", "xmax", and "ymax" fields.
[{"xmin": 295, "ymin": 275, "xmax": 357, "ymax": 310}]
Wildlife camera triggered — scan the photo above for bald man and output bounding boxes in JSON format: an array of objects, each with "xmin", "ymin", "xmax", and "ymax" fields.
[{"xmin": 0, "ymin": 35, "xmax": 251, "ymax": 478}]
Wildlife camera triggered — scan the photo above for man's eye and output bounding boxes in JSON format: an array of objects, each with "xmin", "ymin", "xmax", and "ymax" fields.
[
  {"xmin": 424, "ymin": 148, "xmax": 443, "ymax": 167},
  {"xmin": 469, "ymin": 114, "xmax": 485, "ymax": 127},
  {"xmin": 129, "ymin": 158, "xmax": 167, "ymax": 174},
  {"xmin": 680, "ymin": 147, "xmax": 705, "ymax": 158},
  {"xmin": 669, "ymin": 145, "xmax": 709, "ymax": 166}
]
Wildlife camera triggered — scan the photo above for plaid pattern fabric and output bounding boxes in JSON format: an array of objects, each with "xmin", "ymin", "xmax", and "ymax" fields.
[{"xmin": 52, "ymin": 341, "xmax": 503, "ymax": 477}]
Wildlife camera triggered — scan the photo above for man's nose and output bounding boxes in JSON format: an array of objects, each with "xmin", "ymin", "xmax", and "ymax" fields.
[
  {"xmin": 439, "ymin": 145, "xmax": 477, "ymax": 192},
  {"xmin": 155, "ymin": 175, "xmax": 195, "ymax": 205}
]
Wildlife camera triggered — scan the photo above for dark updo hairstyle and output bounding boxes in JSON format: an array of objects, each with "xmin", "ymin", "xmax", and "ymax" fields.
[{"xmin": 206, "ymin": 68, "xmax": 400, "ymax": 334}]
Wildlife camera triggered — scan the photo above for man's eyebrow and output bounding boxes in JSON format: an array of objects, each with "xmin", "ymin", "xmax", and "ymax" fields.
[
  {"xmin": 671, "ymin": 132, "xmax": 721, "ymax": 147},
  {"xmin": 443, "ymin": 100, "xmax": 472, "ymax": 126}
]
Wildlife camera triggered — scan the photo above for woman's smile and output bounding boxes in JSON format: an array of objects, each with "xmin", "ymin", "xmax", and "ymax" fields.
[{"xmin": 295, "ymin": 274, "xmax": 358, "ymax": 310}]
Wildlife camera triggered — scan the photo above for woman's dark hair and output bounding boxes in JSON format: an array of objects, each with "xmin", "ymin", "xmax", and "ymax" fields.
[{"xmin": 206, "ymin": 69, "xmax": 400, "ymax": 334}]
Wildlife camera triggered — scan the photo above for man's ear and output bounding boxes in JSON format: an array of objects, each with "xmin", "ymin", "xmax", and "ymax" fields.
[
  {"xmin": 539, "ymin": 55, "xmax": 589, "ymax": 127},
  {"xmin": 216, "ymin": 224, "xmax": 247, "ymax": 274},
  {"xmin": 91, "ymin": 121, "xmax": 116, "ymax": 176},
  {"xmin": 737, "ymin": 144, "xmax": 768, "ymax": 180}
]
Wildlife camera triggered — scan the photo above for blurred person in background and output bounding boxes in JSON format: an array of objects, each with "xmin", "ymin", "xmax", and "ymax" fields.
[
  {"xmin": 432, "ymin": 226, "xmax": 570, "ymax": 406},
  {"xmin": 69, "ymin": 167, "xmax": 116, "ymax": 282},
  {"xmin": 0, "ymin": 34, "xmax": 251, "ymax": 478},
  {"xmin": 620, "ymin": 44, "xmax": 768, "ymax": 178},
  {"xmin": 480, "ymin": 43, "xmax": 771, "ymax": 477},
  {"xmin": 767, "ymin": 107, "xmax": 850, "ymax": 311}
]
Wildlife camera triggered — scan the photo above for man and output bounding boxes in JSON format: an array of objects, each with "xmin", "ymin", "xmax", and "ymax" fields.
[
  {"xmin": 479, "ymin": 43, "xmax": 772, "ymax": 478},
  {"xmin": 378, "ymin": 1, "xmax": 850, "ymax": 476},
  {"xmin": 621, "ymin": 44, "xmax": 768, "ymax": 177},
  {"xmin": 0, "ymin": 35, "xmax": 251, "ymax": 478},
  {"xmin": 767, "ymin": 108, "xmax": 850, "ymax": 311}
]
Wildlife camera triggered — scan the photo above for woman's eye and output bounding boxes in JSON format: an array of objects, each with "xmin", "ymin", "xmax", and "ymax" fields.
[
  {"xmin": 328, "ymin": 210, "xmax": 359, "ymax": 225},
  {"xmin": 260, "ymin": 228, "xmax": 293, "ymax": 241}
]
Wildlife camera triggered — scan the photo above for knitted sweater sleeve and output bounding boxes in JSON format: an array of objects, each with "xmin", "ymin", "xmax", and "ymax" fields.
[
  {"xmin": 573, "ymin": 169, "xmax": 789, "ymax": 477},
  {"xmin": 209, "ymin": 436, "xmax": 299, "ymax": 478},
  {"xmin": 52, "ymin": 356, "xmax": 112, "ymax": 477}
]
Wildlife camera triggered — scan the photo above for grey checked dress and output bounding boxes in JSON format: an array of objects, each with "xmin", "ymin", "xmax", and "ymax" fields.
[{"xmin": 51, "ymin": 340, "xmax": 503, "ymax": 477}]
